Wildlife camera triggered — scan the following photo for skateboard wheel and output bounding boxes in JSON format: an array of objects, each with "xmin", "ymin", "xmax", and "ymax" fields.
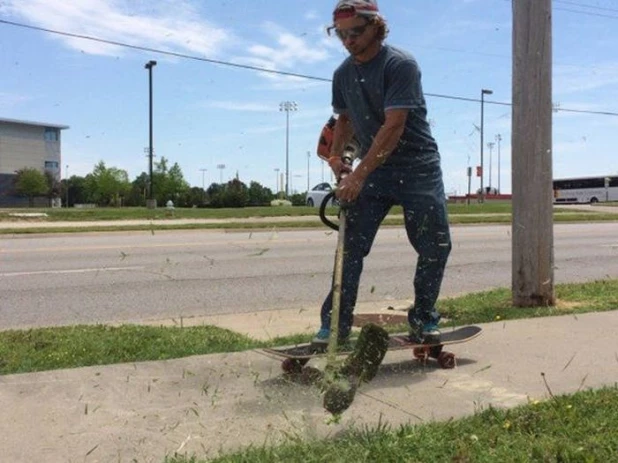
[
  {"xmin": 429, "ymin": 345, "xmax": 443, "ymax": 359},
  {"xmin": 281, "ymin": 358, "xmax": 308, "ymax": 374},
  {"xmin": 413, "ymin": 346, "xmax": 429, "ymax": 361},
  {"xmin": 437, "ymin": 352, "xmax": 456, "ymax": 369}
]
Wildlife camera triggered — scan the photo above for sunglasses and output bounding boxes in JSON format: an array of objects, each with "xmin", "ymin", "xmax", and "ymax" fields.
[{"xmin": 334, "ymin": 22, "xmax": 371, "ymax": 40}]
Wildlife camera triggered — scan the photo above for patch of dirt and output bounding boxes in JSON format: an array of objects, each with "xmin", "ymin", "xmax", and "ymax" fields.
[{"xmin": 554, "ymin": 299, "xmax": 586, "ymax": 311}]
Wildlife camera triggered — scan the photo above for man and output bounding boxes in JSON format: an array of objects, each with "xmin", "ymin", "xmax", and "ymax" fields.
[{"xmin": 313, "ymin": 0, "xmax": 452, "ymax": 346}]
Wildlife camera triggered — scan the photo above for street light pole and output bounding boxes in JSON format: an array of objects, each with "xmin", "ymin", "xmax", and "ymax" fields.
[
  {"xmin": 279, "ymin": 101, "xmax": 298, "ymax": 198},
  {"xmin": 144, "ymin": 60, "xmax": 157, "ymax": 208},
  {"xmin": 480, "ymin": 88, "xmax": 493, "ymax": 201},
  {"xmin": 495, "ymin": 134, "xmax": 502, "ymax": 193}
]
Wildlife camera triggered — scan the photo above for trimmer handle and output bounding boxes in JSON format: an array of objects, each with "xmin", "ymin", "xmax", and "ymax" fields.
[{"xmin": 319, "ymin": 153, "xmax": 354, "ymax": 231}]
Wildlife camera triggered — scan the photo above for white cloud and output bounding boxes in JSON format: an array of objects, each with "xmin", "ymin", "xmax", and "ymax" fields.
[
  {"xmin": 3, "ymin": 0, "xmax": 232, "ymax": 57},
  {"xmin": 244, "ymin": 22, "xmax": 330, "ymax": 68},
  {"xmin": 228, "ymin": 21, "xmax": 333, "ymax": 89}
]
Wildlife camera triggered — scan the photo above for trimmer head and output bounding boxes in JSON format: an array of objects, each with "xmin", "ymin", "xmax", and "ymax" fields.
[{"xmin": 322, "ymin": 323, "xmax": 389, "ymax": 415}]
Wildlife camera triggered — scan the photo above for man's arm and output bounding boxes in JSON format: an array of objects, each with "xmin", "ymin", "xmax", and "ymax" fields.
[
  {"xmin": 336, "ymin": 108, "xmax": 408, "ymax": 201},
  {"xmin": 330, "ymin": 113, "xmax": 355, "ymax": 158},
  {"xmin": 326, "ymin": 113, "xmax": 356, "ymax": 179}
]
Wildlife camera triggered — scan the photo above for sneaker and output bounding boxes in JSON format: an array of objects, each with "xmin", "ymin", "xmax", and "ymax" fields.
[
  {"xmin": 310, "ymin": 328, "xmax": 350, "ymax": 351},
  {"xmin": 312, "ymin": 328, "xmax": 331, "ymax": 345},
  {"xmin": 409, "ymin": 320, "xmax": 441, "ymax": 344}
]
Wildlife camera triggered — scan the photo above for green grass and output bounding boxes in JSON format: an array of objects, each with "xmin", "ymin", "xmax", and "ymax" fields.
[
  {"xmin": 0, "ymin": 325, "xmax": 308, "ymax": 376},
  {"xmin": 0, "ymin": 204, "xmax": 615, "ymax": 235},
  {"xmin": 1, "ymin": 280, "xmax": 616, "ymax": 376},
  {"xmin": 439, "ymin": 279, "xmax": 618, "ymax": 326},
  {"xmin": 166, "ymin": 386, "xmax": 618, "ymax": 463},
  {"xmin": 0, "ymin": 205, "xmax": 347, "ymax": 221},
  {"xmin": 0, "ymin": 202, "xmax": 601, "ymax": 222},
  {"xmin": 0, "ymin": 280, "xmax": 616, "ymax": 462}
]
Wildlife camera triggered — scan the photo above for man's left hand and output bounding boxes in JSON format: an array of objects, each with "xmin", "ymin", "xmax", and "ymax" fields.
[{"xmin": 336, "ymin": 172, "xmax": 364, "ymax": 203}]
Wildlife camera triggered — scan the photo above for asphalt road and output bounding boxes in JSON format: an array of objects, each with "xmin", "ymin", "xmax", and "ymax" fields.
[{"xmin": 0, "ymin": 222, "xmax": 617, "ymax": 330}]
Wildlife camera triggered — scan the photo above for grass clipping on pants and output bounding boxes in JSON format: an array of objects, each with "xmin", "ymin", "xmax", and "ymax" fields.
[{"xmin": 322, "ymin": 323, "xmax": 389, "ymax": 415}]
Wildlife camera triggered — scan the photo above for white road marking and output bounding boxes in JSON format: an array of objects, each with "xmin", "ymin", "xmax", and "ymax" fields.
[{"xmin": 0, "ymin": 266, "xmax": 145, "ymax": 277}]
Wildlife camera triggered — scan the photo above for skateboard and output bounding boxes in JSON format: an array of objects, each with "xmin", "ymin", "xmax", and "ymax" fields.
[{"xmin": 260, "ymin": 325, "xmax": 482, "ymax": 374}]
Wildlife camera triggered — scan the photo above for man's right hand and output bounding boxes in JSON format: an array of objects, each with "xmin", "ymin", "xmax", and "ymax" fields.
[{"xmin": 328, "ymin": 156, "xmax": 353, "ymax": 181}]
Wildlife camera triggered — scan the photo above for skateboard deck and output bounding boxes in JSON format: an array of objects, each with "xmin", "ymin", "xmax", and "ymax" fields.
[{"xmin": 260, "ymin": 325, "xmax": 482, "ymax": 371}]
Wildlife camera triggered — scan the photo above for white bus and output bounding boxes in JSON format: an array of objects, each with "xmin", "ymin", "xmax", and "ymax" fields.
[{"xmin": 553, "ymin": 175, "xmax": 618, "ymax": 204}]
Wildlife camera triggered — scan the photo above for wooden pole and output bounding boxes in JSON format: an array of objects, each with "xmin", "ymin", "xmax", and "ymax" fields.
[{"xmin": 512, "ymin": 0, "xmax": 555, "ymax": 307}]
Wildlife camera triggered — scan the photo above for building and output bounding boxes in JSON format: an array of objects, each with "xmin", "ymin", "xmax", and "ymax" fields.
[{"xmin": 0, "ymin": 117, "xmax": 69, "ymax": 207}]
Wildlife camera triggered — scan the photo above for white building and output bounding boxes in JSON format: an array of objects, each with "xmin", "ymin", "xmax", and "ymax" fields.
[{"xmin": 0, "ymin": 117, "xmax": 69, "ymax": 206}]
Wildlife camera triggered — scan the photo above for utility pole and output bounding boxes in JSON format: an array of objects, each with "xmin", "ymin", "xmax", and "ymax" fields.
[
  {"xmin": 144, "ymin": 60, "xmax": 157, "ymax": 209},
  {"xmin": 480, "ymin": 88, "xmax": 493, "ymax": 201},
  {"xmin": 512, "ymin": 0, "xmax": 554, "ymax": 306}
]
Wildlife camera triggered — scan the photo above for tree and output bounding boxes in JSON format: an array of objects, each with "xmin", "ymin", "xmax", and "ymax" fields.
[
  {"xmin": 85, "ymin": 161, "xmax": 131, "ymax": 206},
  {"xmin": 65, "ymin": 176, "xmax": 88, "ymax": 206},
  {"xmin": 247, "ymin": 181, "xmax": 274, "ymax": 206},
  {"xmin": 44, "ymin": 170, "xmax": 61, "ymax": 200},
  {"xmin": 206, "ymin": 180, "xmax": 248, "ymax": 208},
  {"xmin": 180, "ymin": 186, "xmax": 206, "ymax": 207},
  {"xmin": 153, "ymin": 157, "xmax": 190, "ymax": 206},
  {"xmin": 226, "ymin": 178, "xmax": 249, "ymax": 207},
  {"xmin": 127, "ymin": 172, "xmax": 149, "ymax": 207},
  {"xmin": 14, "ymin": 168, "xmax": 48, "ymax": 207}
]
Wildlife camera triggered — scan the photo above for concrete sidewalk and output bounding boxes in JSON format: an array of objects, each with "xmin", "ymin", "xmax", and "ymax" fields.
[{"xmin": 1, "ymin": 309, "xmax": 617, "ymax": 463}]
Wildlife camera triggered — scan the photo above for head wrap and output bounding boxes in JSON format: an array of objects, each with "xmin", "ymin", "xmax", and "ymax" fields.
[{"xmin": 333, "ymin": 0, "xmax": 379, "ymax": 21}]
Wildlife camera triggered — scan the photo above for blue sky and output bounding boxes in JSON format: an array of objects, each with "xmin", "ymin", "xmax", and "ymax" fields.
[{"xmin": 1, "ymin": 0, "xmax": 618, "ymax": 195}]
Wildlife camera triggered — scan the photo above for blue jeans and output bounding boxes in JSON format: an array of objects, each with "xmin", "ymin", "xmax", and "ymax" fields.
[{"xmin": 320, "ymin": 163, "xmax": 452, "ymax": 337}]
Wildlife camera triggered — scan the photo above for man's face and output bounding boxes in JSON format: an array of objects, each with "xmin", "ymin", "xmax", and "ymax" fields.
[{"xmin": 334, "ymin": 15, "xmax": 377, "ymax": 57}]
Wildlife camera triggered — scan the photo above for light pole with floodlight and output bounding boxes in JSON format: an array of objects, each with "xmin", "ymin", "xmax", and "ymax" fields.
[
  {"xmin": 217, "ymin": 164, "xmax": 226, "ymax": 184},
  {"xmin": 279, "ymin": 101, "xmax": 298, "ymax": 197}
]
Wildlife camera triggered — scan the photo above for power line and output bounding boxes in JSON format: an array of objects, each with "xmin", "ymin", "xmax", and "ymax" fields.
[
  {"xmin": 1, "ymin": 18, "xmax": 618, "ymax": 117},
  {"xmin": 504, "ymin": 0, "xmax": 618, "ymax": 18},
  {"xmin": 554, "ymin": 0, "xmax": 618, "ymax": 14},
  {"xmin": 0, "ymin": 18, "xmax": 331, "ymax": 83},
  {"xmin": 554, "ymin": 6, "xmax": 618, "ymax": 19}
]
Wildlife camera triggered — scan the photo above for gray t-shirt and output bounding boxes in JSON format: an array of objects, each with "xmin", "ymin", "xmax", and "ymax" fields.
[{"xmin": 332, "ymin": 44, "xmax": 440, "ymax": 170}]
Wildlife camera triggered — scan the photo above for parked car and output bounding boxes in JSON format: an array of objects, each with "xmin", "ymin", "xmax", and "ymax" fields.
[{"xmin": 306, "ymin": 182, "xmax": 338, "ymax": 207}]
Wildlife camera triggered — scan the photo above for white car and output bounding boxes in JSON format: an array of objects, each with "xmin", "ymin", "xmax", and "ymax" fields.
[{"xmin": 306, "ymin": 182, "xmax": 338, "ymax": 207}]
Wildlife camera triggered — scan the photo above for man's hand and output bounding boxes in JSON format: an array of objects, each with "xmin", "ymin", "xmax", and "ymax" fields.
[
  {"xmin": 336, "ymin": 171, "xmax": 364, "ymax": 202},
  {"xmin": 328, "ymin": 156, "xmax": 353, "ymax": 181}
]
